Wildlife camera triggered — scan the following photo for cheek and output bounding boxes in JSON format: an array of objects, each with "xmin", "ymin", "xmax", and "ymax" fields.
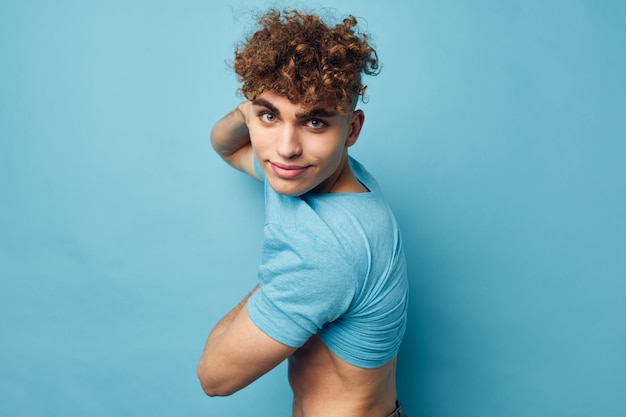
[
  {"xmin": 248, "ymin": 128, "xmax": 269, "ymax": 150},
  {"xmin": 307, "ymin": 133, "xmax": 346, "ymax": 158}
]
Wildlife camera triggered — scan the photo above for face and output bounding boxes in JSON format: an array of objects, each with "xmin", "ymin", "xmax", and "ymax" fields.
[{"xmin": 248, "ymin": 91, "xmax": 364, "ymax": 196}]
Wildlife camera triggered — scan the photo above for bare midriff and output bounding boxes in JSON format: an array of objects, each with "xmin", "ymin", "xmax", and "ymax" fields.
[{"xmin": 289, "ymin": 335, "xmax": 397, "ymax": 417}]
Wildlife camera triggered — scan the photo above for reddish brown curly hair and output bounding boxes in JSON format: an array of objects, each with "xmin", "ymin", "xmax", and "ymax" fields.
[{"xmin": 234, "ymin": 9, "xmax": 380, "ymax": 114}]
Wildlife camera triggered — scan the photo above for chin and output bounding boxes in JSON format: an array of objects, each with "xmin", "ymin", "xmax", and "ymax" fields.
[{"xmin": 267, "ymin": 179, "xmax": 312, "ymax": 197}]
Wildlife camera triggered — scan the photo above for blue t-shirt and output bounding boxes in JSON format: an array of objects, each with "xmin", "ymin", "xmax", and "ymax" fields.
[{"xmin": 247, "ymin": 157, "xmax": 408, "ymax": 369}]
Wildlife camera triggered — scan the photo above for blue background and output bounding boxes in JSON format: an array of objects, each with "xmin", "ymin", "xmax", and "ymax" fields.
[{"xmin": 1, "ymin": 0, "xmax": 625, "ymax": 416}]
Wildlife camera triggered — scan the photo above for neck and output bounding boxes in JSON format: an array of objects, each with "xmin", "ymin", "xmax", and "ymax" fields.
[{"xmin": 312, "ymin": 154, "xmax": 367, "ymax": 194}]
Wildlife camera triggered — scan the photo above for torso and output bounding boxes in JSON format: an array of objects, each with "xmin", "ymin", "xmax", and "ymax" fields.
[
  {"xmin": 253, "ymin": 156, "xmax": 407, "ymax": 416},
  {"xmin": 288, "ymin": 335, "xmax": 397, "ymax": 417},
  {"xmin": 289, "ymin": 158, "xmax": 401, "ymax": 416}
]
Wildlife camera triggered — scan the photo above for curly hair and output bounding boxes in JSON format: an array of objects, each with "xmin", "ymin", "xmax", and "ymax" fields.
[{"xmin": 234, "ymin": 9, "xmax": 380, "ymax": 114}]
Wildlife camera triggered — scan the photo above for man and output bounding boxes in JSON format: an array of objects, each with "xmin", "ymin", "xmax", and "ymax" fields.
[{"xmin": 197, "ymin": 9, "xmax": 409, "ymax": 417}]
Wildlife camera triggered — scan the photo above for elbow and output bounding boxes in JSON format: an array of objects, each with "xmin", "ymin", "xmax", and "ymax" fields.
[
  {"xmin": 199, "ymin": 381, "xmax": 236, "ymax": 398},
  {"xmin": 196, "ymin": 363, "xmax": 237, "ymax": 397}
]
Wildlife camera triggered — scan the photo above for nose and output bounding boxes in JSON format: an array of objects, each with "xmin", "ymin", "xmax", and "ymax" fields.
[{"xmin": 276, "ymin": 125, "xmax": 302, "ymax": 159}]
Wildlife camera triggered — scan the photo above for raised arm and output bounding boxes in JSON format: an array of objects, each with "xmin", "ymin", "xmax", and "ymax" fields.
[
  {"xmin": 210, "ymin": 101, "xmax": 259, "ymax": 180},
  {"xmin": 196, "ymin": 286, "xmax": 296, "ymax": 396}
]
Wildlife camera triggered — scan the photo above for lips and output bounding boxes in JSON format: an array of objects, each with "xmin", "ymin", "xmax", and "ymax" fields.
[{"xmin": 270, "ymin": 162, "xmax": 309, "ymax": 179}]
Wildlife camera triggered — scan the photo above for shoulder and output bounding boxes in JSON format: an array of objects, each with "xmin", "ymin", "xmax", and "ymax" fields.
[
  {"xmin": 251, "ymin": 221, "xmax": 359, "ymax": 347},
  {"xmin": 261, "ymin": 221, "xmax": 353, "ymax": 275}
]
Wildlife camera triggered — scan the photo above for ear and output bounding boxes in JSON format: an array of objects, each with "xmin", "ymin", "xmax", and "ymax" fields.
[{"xmin": 345, "ymin": 110, "xmax": 365, "ymax": 148}]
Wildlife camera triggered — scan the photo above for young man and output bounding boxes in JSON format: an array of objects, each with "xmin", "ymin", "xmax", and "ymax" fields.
[{"xmin": 197, "ymin": 9, "xmax": 409, "ymax": 417}]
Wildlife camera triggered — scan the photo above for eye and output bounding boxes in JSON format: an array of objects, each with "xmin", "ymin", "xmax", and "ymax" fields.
[
  {"xmin": 260, "ymin": 112, "xmax": 276, "ymax": 123},
  {"xmin": 306, "ymin": 119, "xmax": 326, "ymax": 129}
]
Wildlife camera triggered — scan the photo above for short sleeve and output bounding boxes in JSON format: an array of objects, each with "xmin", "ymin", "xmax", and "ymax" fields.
[{"xmin": 247, "ymin": 223, "xmax": 357, "ymax": 348}]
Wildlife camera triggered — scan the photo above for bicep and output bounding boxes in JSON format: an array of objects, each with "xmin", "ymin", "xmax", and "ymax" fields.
[{"xmin": 197, "ymin": 303, "xmax": 295, "ymax": 396}]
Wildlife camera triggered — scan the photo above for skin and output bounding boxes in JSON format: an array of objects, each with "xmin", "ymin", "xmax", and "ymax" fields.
[{"xmin": 197, "ymin": 92, "xmax": 398, "ymax": 417}]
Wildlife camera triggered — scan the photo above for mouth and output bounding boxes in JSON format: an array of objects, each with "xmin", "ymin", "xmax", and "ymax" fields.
[{"xmin": 270, "ymin": 162, "xmax": 309, "ymax": 179}]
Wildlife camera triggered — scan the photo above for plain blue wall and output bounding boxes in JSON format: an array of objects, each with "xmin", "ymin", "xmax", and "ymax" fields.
[{"xmin": 1, "ymin": 1, "xmax": 624, "ymax": 416}]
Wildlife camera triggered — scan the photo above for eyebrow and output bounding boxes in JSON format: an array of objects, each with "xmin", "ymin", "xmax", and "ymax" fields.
[
  {"xmin": 252, "ymin": 98, "xmax": 338, "ymax": 120},
  {"xmin": 298, "ymin": 108, "xmax": 338, "ymax": 119},
  {"xmin": 252, "ymin": 99, "xmax": 280, "ymax": 115}
]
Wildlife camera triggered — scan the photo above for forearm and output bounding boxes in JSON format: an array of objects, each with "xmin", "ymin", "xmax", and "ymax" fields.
[{"xmin": 210, "ymin": 103, "xmax": 251, "ymax": 163}]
